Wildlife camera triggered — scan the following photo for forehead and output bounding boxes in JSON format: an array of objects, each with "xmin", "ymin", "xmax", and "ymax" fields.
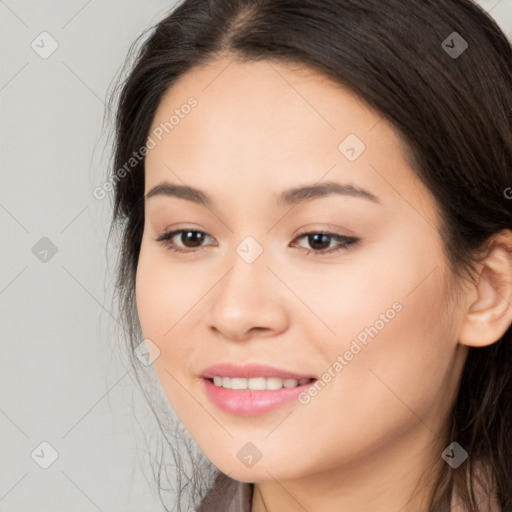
[
  {"xmin": 144, "ymin": 57, "xmax": 429, "ymax": 217},
  {"xmin": 148, "ymin": 56, "xmax": 382, "ymax": 149}
]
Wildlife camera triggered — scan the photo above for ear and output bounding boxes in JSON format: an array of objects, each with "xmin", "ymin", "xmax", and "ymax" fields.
[{"xmin": 458, "ymin": 229, "xmax": 512, "ymax": 348}]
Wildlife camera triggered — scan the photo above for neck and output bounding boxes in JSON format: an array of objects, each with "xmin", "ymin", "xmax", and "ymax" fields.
[{"xmin": 251, "ymin": 423, "xmax": 447, "ymax": 512}]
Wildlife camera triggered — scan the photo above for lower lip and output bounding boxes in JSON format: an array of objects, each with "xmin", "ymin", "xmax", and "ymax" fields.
[{"xmin": 202, "ymin": 378, "xmax": 316, "ymax": 416}]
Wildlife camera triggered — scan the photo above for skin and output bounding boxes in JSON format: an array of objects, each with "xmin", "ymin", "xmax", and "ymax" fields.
[{"xmin": 135, "ymin": 56, "xmax": 512, "ymax": 511}]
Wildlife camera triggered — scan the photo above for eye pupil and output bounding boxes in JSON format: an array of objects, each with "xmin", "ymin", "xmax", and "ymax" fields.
[
  {"xmin": 183, "ymin": 231, "xmax": 204, "ymax": 247},
  {"xmin": 308, "ymin": 233, "xmax": 330, "ymax": 250}
]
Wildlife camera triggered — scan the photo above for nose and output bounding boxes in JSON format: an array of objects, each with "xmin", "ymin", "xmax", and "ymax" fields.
[{"xmin": 207, "ymin": 245, "xmax": 289, "ymax": 342}]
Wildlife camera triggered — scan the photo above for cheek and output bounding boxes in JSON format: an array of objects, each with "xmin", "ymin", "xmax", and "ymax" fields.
[
  {"xmin": 307, "ymin": 238, "xmax": 458, "ymax": 422},
  {"xmin": 135, "ymin": 247, "xmax": 200, "ymax": 411},
  {"xmin": 316, "ymin": 257, "xmax": 458, "ymax": 434},
  {"xmin": 135, "ymin": 239, "xmax": 199, "ymax": 340},
  {"xmin": 135, "ymin": 253, "xmax": 166, "ymax": 340},
  {"xmin": 271, "ymin": 274, "xmax": 459, "ymax": 477}
]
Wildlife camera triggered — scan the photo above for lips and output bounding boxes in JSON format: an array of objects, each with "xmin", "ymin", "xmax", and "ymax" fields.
[
  {"xmin": 200, "ymin": 363, "xmax": 316, "ymax": 380},
  {"xmin": 199, "ymin": 363, "xmax": 318, "ymax": 415}
]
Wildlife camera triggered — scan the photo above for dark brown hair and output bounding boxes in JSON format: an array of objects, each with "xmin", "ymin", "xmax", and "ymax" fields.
[{"xmin": 106, "ymin": 1, "xmax": 512, "ymax": 510}]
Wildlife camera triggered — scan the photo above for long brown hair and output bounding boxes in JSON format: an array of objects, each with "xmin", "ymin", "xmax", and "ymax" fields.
[{"xmin": 106, "ymin": 1, "xmax": 512, "ymax": 510}]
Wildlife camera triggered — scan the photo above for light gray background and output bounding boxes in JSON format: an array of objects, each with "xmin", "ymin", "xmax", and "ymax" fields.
[{"xmin": 1, "ymin": 1, "xmax": 511, "ymax": 511}]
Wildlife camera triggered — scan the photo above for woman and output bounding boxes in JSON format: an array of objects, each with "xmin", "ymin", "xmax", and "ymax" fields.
[{"xmin": 106, "ymin": 0, "xmax": 512, "ymax": 510}]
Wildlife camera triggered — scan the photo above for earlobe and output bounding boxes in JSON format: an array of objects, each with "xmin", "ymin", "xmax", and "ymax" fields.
[{"xmin": 458, "ymin": 229, "xmax": 512, "ymax": 348}]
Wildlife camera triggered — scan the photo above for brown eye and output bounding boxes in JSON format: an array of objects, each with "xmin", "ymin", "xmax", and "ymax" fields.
[
  {"xmin": 155, "ymin": 229, "xmax": 215, "ymax": 253},
  {"xmin": 177, "ymin": 230, "xmax": 206, "ymax": 248},
  {"xmin": 290, "ymin": 231, "xmax": 359, "ymax": 255},
  {"xmin": 154, "ymin": 229, "xmax": 359, "ymax": 256}
]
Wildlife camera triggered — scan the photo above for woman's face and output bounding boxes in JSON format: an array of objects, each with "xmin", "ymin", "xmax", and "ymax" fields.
[{"xmin": 136, "ymin": 56, "xmax": 468, "ymax": 483}]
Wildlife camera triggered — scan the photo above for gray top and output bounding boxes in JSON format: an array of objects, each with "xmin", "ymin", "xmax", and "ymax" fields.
[
  {"xmin": 195, "ymin": 471, "xmax": 503, "ymax": 511},
  {"xmin": 197, "ymin": 473, "xmax": 253, "ymax": 512}
]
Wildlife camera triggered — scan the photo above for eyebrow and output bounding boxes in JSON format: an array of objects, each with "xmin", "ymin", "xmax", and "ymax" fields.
[{"xmin": 145, "ymin": 181, "xmax": 380, "ymax": 206}]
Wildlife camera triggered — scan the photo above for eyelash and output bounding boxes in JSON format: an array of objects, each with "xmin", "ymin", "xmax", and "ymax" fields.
[{"xmin": 154, "ymin": 229, "xmax": 360, "ymax": 256}]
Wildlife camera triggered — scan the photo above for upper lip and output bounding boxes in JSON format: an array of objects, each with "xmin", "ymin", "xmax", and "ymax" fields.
[{"xmin": 200, "ymin": 363, "xmax": 316, "ymax": 380}]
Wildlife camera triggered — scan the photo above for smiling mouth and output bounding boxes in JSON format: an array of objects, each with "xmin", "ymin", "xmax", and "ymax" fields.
[{"xmin": 205, "ymin": 376, "xmax": 317, "ymax": 391}]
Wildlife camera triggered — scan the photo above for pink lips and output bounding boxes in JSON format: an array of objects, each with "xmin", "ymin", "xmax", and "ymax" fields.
[{"xmin": 200, "ymin": 363, "xmax": 317, "ymax": 416}]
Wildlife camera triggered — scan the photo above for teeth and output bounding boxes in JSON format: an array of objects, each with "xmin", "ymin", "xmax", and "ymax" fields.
[{"xmin": 211, "ymin": 376, "xmax": 312, "ymax": 390}]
